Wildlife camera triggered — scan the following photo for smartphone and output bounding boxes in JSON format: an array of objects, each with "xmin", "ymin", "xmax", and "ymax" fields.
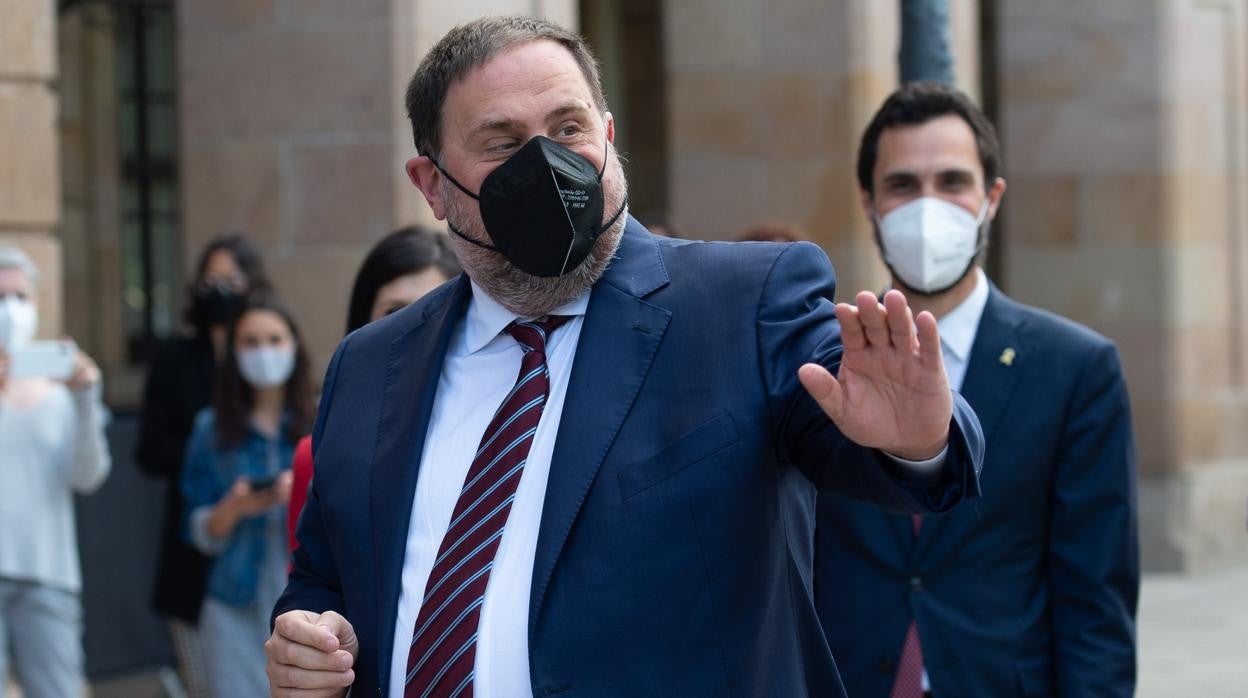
[
  {"xmin": 10, "ymin": 340, "xmax": 76, "ymax": 380},
  {"xmin": 248, "ymin": 474, "xmax": 278, "ymax": 492}
]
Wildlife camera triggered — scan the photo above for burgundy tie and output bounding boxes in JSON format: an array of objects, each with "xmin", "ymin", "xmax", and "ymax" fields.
[
  {"xmin": 891, "ymin": 514, "xmax": 926, "ymax": 698},
  {"xmin": 404, "ymin": 316, "xmax": 568, "ymax": 698}
]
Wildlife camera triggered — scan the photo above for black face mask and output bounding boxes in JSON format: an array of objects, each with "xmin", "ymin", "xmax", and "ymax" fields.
[
  {"xmin": 433, "ymin": 136, "xmax": 627, "ymax": 278},
  {"xmin": 191, "ymin": 284, "xmax": 242, "ymax": 328}
]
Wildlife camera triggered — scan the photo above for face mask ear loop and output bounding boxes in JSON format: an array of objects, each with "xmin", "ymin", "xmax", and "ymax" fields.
[
  {"xmin": 971, "ymin": 198, "xmax": 992, "ymax": 257},
  {"xmin": 427, "ymin": 156, "xmax": 481, "ymax": 200},
  {"xmin": 595, "ymin": 135, "xmax": 610, "ymax": 181}
]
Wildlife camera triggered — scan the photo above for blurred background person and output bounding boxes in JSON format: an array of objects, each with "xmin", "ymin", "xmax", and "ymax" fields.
[
  {"xmin": 737, "ymin": 220, "xmax": 809, "ymax": 243},
  {"xmin": 287, "ymin": 225, "xmax": 461, "ymax": 551},
  {"xmin": 815, "ymin": 82, "xmax": 1138, "ymax": 698},
  {"xmin": 134, "ymin": 234, "xmax": 270, "ymax": 698},
  {"xmin": 179, "ymin": 292, "xmax": 314, "ymax": 697},
  {"xmin": 636, "ymin": 209, "xmax": 683, "ymax": 239},
  {"xmin": 0, "ymin": 246, "xmax": 111, "ymax": 698}
]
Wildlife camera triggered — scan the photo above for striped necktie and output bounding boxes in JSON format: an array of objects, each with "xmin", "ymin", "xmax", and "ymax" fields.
[{"xmin": 404, "ymin": 315, "xmax": 569, "ymax": 698}]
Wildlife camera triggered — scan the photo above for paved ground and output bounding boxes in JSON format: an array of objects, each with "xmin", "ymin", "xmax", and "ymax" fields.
[
  {"xmin": 9, "ymin": 565, "xmax": 1248, "ymax": 696},
  {"xmin": 1137, "ymin": 563, "xmax": 1248, "ymax": 698}
]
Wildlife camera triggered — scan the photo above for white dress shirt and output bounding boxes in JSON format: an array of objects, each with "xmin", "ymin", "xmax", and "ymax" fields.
[
  {"xmin": 388, "ymin": 283, "xmax": 587, "ymax": 698},
  {"xmin": 936, "ymin": 267, "xmax": 990, "ymax": 393},
  {"xmin": 389, "ymin": 278, "xmax": 960, "ymax": 696}
]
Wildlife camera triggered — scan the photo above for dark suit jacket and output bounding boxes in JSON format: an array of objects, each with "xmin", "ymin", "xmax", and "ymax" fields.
[
  {"xmin": 276, "ymin": 218, "xmax": 985, "ymax": 697},
  {"xmin": 815, "ymin": 283, "xmax": 1139, "ymax": 697}
]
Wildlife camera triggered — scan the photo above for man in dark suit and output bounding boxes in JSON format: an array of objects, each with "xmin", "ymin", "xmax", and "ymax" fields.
[
  {"xmin": 264, "ymin": 18, "xmax": 985, "ymax": 697},
  {"xmin": 814, "ymin": 82, "xmax": 1139, "ymax": 698}
]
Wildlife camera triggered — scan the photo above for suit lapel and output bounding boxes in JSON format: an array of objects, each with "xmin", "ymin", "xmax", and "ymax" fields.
[
  {"xmin": 528, "ymin": 219, "xmax": 671, "ymax": 642},
  {"xmin": 370, "ymin": 277, "xmax": 470, "ymax": 686},
  {"xmin": 915, "ymin": 284, "xmax": 1027, "ymax": 553}
]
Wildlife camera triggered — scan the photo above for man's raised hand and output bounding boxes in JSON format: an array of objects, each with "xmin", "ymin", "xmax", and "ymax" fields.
[{"xmin": 798, "ymin": 290, "xmax": 952, "ymax": 461}]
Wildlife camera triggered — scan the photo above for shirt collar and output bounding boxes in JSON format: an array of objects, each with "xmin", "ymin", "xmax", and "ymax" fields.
[
  {"xmin": 463, "ymin": 280, "xmax": 590, "ymax": 354},
  {"xmin": 937, "ymin": 267, "xmax": 990, "ymax": 363}
]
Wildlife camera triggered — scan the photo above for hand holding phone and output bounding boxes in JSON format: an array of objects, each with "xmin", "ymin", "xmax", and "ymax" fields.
[{"xmin": 10, "ymin": 340, "xmax": 77, "ymax": 380}]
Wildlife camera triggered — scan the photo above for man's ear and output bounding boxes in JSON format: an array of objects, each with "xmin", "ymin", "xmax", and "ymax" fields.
[
  {"xmin": 604, "ymin": 111, "xmax": 615, "ymax": 145},
  {"xmin": 986, "ymin": 177, "xmax": 1007, "ymax": 220},
  {"xmin": 858, "ymin": 188, "xmax": 875, "ymax": 222},
  {"xmin": 406, "ymin": 156, "xmax": 447, "ymax": 220}
]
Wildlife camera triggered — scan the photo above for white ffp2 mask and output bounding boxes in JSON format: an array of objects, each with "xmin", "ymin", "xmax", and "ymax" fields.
[
  {"xmin": 0, "ymin": 297, "xmax": 37, "ymax": 348},
  {"xmin": 236, "ymin": 346, "xmax": 296, "ymax": 389},
  {"xmin": 876, "ymin": 197, "xmax": 989, "ymax": 294}
]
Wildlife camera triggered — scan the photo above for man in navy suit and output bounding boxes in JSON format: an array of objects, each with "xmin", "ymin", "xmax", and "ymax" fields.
[
  {"xmin": 264, "ymin": 18, "xmax": 985, "ymax": 697},
  {"xmin": 814, "ymin": 82, "xmax": 1139, "ymax": 698}
]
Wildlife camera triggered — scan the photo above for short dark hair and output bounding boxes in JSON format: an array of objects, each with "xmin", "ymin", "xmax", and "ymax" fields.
[
  {"xmin": 404, "ymin": 15, "xmax": 607, "ymax": 159},
  {"xmin": 856, "ymin": 82, "xmax": 1001, "ymax": 196},
  {"xmin": 183, "ymin": 233, "xmax": 272, "ymax": 330},
  {"xmin": 213, "ymin": 292, "xmax": 315, "ymax": 449},
  {"xmin": 344, "ymin": 225, "xmax": 461, "ymax": 334}
]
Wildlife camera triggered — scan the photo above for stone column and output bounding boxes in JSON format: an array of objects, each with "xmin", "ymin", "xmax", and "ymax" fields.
[
  {"xmin": 177, "ymin": 1, "xmax": 577, "ymax": 372},
  {"xmin": 996, "ymin": 0, "xmax": 1248, "ymax": 571},
  {"xmin": 0, "ymin": 0, "xmax": 62, "ymax": 336}
]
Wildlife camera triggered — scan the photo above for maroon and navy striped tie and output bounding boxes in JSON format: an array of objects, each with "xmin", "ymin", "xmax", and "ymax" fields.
[{"xmin": 404, "ymin": 315, "xmax": 569, "ymax": 698}]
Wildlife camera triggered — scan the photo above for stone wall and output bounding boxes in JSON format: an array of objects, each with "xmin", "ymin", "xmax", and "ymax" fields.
[
  {"xmin": 177, "ymin": 0, "xmax": 577, "ymax": 374},
  {"xmin": 1, "ymin": 0, "xmax": 62, "ymax": 336},
  {"xmin": 996, "ymin": 0, "xmax": 1248, "ymax": 571}
]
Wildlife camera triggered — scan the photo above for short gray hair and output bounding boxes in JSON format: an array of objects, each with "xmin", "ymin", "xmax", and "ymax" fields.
[
  {"xmin": 404, "ymin": 15, "xmax": 607, "ymax": 160},
  {"xmin": 0, "ymin": 246, "xmax": 38, "ymax": 285}
]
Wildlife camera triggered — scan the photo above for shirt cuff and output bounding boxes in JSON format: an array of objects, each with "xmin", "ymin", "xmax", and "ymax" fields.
[
  {"xmin": 884, "ymin": 445, "xmax": 948, "ymax": 474},
  {"xmin": 189, "ymin": 505, "xmax": 229, "ymax": 555}
]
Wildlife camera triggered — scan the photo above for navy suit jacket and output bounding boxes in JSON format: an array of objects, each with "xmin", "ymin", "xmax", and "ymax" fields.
[
  {"xmin": 276, "ymin": 219, "xmax": 985, "ymax": 697},
  {"xmin": 815, "ymin": 284, "xmax": 1139, "ymax": 697}
]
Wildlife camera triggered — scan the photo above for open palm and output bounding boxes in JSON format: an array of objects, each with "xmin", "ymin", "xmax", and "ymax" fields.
[{"xmin": 798, "ymin": 290, "xmax": 952, "ymax": 461}]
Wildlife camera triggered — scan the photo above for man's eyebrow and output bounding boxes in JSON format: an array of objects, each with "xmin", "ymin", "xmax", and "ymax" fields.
[
  {"xmin": 545, "ymin": 101, "xmax": 593, "ymax": 121},
  {"xmin": 466, "ymin": 116, "xmax": 526, "ymax": 139}
]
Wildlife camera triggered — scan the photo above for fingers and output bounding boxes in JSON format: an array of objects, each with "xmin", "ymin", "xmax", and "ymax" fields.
[
  {"xmin": 855, "ymin": 291, "xmax": 891, "ymax": 348},
  {"xmin": 798, "ymin": 363, "xmax": 844, "ymax": 423},
  {"xmin": 316, "ymin": 612, "xmax": 360, "ymax": 655},
  {"xmin": 834, "ymin": 304, "xmax": 866, "ymax": 350},
  {"xmin": 882, "ymin": 290, "xmax": 918, "ymax": 353},
  {"xmin": 275, "ymin": 611, "xmax": 341, "ymax": 654},
  {"xmin": 267, "ymin": 660, "xmax": 354, "ymax": 691},
  {"xmin": 915, "ymin": 310, "xmax": 944, "ymax": 371}
]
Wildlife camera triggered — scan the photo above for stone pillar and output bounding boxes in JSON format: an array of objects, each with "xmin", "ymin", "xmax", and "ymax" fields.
[
  {"xmin": 996, "ymin": 0, "xmax": 1248, "ymax": 571},
  {"xmin": 0, "ymin": 0, "xmax": 62, "ymax": 337},
  {"xmin": 177, "ymin": 1, "xmax": 577, "ymax": 372}
]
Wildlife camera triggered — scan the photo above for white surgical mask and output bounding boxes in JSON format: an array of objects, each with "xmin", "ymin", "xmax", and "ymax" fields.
[
  {"xmin": 876, "ymin": 196, "xmax": 989, "ymax": 294},
  {"xmin": 0, "ymin": 297, "xmax": 37, "ymax": 349},
  {"xmin": 236, "ymin": 345, "xmax": 296, "ymax": 389}
]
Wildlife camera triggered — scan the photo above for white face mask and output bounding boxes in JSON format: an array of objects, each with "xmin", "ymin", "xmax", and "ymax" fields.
[
  {"xmin": 0, "ymin": 297, "xmax": 37, "ymax": 349},
  {"xmin": 876, "ymin": 196, "xmax": 989, "ymax": 294},
  {"xmin": 236, "ymin": 345, "xmax": 296, "ymax": 389}
]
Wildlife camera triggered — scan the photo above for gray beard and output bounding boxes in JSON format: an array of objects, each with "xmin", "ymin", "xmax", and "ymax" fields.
[{"xmin": 442, "ymin": 159, "xmax": 629, "ymax": 318}]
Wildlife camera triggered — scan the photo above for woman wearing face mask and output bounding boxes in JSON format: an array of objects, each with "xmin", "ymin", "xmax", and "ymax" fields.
[
  {"xmin": 135, "ymin": 234, "xmax": 270, "ymax": 698},
  {"xmin": 179, "ymin": 293, "xmax": 314, "ymax": 697},
  {"xmin": 0, "ymin": 246, "xmax": 110, "ymax": 697},
  {"xmin": 286, "ymin": 226, "xmax": 461, "ymax": 552}
]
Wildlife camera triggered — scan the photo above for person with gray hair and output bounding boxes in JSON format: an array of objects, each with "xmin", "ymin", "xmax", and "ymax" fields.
[{"xmin": 0, "ymin": 245, "xmax": 111, "ymax": 698}]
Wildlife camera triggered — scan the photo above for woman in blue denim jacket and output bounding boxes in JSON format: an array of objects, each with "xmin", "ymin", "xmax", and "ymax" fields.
[{"xmin": 181, "ymin": 293, "xmax": 315, "ymax": 697}]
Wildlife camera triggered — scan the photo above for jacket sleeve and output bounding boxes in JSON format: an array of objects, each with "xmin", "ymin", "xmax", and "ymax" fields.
[
  {"xmin": 273, "ymin": 338, "xmax": 350, "ymax": 625},
  {"xmin": 135, "ymin": 343, "xmax": 191, "ymax": 479},
  {"xmin": 1048, "ymin": 343, "xmax": 1139, "ymax": 695},
  {"xmin": 757, "ymin": 242, "xmax": 983, "ymax": 513},
  {"xmin": 180, "ymin": 410, "xmax": 231, "ymax": 554}
]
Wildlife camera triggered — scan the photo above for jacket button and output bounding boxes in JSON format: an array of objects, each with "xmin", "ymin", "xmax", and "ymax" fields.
[
  {"xmin": 879, "ymin": 656, "xmax": 896, "ymax": 673},
  {"xmin": 909, "ymin": 576, "xmax": 923, "ymax": 592}
]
